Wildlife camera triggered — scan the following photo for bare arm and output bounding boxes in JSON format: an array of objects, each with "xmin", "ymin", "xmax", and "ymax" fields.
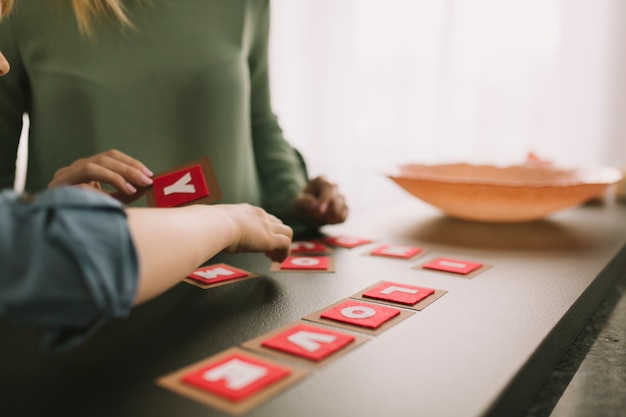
[
  {"xmin": 46, "ymin": 149, "xmax": 294, "ymax": 304},
  {"xmin": 127, "ymin": 203, "xmax": 292, "ymax": 305},
  {"xmin": 0, "ymin": 188, "xmax": 291, "ymax": 351}
]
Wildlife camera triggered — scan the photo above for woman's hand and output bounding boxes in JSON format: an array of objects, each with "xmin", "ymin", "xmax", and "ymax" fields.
[
  {"xmin": 217, "ymin": 204, "xmax": 293, "ymax": 262},
  {"xmin": 48, "ymin": 149, "xmax": 153, "ymax": 204},
  {"xmin": 291, "ymin": 176, "xmax": 349, "ymax": 226}
]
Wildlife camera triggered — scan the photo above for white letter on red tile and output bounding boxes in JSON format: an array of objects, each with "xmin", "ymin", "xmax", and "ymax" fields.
[
  {"xmin": 380, "ymin": 285, "xmax": 419, "ymax": 295},
  {"xmin": 202, "ymin": 358, "xmax": 268, "ymax": 390},
  {"xmin": 287, "ymin": 331, "xmax": 337, "ymax": 352},
  {"xmin": 193, "ymin": 267, "xmax": 235, "ymax": 280},
  {"xmin": 291, "ymin": 257, "xmax": 320, "ymax": 267},
  {"xmin": 164, "ymin": 172, "xmax": 196, "ymax": 195},
  {"xmin": 341, "ymin": 306, "xmax": 376, "ymax": 319}
]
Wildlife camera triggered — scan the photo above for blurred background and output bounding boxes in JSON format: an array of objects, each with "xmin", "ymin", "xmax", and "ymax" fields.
[
  {"xmin": 13, "ymin": 0, "xmax": 626, "ymax": 212},
  {"xmin": 269, "ymin": 0, "xmax": 626, "ymax": 211}
]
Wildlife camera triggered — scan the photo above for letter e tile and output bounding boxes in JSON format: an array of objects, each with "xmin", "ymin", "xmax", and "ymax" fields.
[{"xmin": 157, "ymin": 348, "xmax": 309, "ymax": 415}]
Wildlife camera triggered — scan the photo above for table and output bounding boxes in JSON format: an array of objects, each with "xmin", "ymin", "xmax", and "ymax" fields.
[
  {"xmin": 1, "ymin": 197, "xmax": 625, "ymax": 417},
  {"xmin": 523, "ymin": 266, "xmax": 626, "ymax": 417}
]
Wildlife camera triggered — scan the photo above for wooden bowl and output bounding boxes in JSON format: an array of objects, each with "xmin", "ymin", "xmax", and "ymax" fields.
[{"xmin": 387, "ymin": 163, "xmax": 623, "ymax": 223}]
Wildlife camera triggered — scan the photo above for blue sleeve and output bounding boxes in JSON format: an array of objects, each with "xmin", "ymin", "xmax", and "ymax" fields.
[{"xmin": 0, "ymin": 187, "xmax": 139, "ymax": 352}]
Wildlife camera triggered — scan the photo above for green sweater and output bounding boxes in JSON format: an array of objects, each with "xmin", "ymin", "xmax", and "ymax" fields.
[{"xmin": 0, "ymin": 0, "xmax": 307, "ymax": 220}]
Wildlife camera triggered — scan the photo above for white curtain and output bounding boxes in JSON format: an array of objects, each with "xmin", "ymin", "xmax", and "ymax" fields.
[{"xmin": 269, "ymin": 0, "xmax": 626, "ymax": 211}]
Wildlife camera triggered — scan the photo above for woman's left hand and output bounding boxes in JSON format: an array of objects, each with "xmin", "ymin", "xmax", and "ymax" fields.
[{"xmin": 291, "ymin": 176, "xmax": 349, "ymax": 226}]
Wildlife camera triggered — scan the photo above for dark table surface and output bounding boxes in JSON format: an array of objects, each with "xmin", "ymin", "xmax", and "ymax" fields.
[
  {"xmin": 523, "ymin": 267, "xmax": 626, "ymax": 417},
  {"xmin": 1, "ymin": 198, "xmax": 625, "ymax": 417}
]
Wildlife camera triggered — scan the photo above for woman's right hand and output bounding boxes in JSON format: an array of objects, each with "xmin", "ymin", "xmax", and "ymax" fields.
[
  {"xmin": 217, "ymin": 204, "xmax": 293, "ymax": 262},
  {"xmin": 48, "ymin": 149, "xmax": 154, "ymax": 204}
]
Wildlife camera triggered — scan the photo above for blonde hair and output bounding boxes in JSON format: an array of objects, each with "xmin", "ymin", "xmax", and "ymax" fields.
[
  {"xmin": 72, "ymin": 0, "xmax": 134, "ymax": 36},
  {"xmin": 1, "ymin": 0, "xmax": 15, "ymax": 18},
  {"xmin": 1, "ymin": 1, "xmax": 132, "ymax": 34}
]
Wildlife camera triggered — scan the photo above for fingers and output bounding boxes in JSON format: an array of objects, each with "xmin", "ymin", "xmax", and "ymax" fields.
[
  {"xmin": 265, "ymin": 213, "xmax": 293, "ymax": 262},
  {"xmin": 222, "ymin": 204, "xmax": 293, "ymax": 260},
  {"xmin": 322, "ymin": 194, "xmax": 349, "ymax": 224},
  {"xmin": 292, "ymin": 177, "xmax": 349, "ymax": 226},
  {"xmin": 48, "ymin": 150, "xmax": 154, "ymax": 199},
  {"xmin": 265, "ymin": 230, "xmax": 292, "ymax": 262}
]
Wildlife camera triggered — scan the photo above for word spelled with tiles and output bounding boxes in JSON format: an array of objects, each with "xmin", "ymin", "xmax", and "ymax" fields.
[{"xmin": 156, "ymin": 225, "xmax": 487, "ymax": 413}]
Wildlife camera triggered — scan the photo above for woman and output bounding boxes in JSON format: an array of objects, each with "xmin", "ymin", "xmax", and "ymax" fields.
[
  {"xmin": 0, "ymin": 0, "xmax": 293, "ymax": 352},
  {"xmin": 0, "ymin": 0, "xmax": 349, "ymax": 229}
]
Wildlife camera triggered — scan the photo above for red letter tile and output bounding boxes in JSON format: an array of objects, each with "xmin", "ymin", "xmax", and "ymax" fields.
[
  {"xmin": 280, "ymin": 256, "xmax": 330, "ymax": 270},
  {"xmin": 369, "ymin": 245, "xmax": 423, "ymax": 259},
  {"xmin": 181, "ymin": 353, "xmax": 291, "ymax": 402},
  {"xmin": 153, "ymin": 165, "xmax": 209, "ymax": 207},
  {"xmin": 320, "ymin": 300, "xmax": 400, "ymax": 329},
  {"xmin": 261, "ymin": 324, "xmax": 355, "ymax": 362},
  {"xmin": 321, "ymin": 236, "xmax": 372, "ymax": 248},
  {"xmin": 422, "ymin": 257, "xmax": 483, "ymax": 275},
  {"xmin": 362, "ymin": 281, "xmax": 434, "ymax": 306},
  {"xmin": 188, "ymin": 264, "xmax": 250, "ymax": 284},
  {"xmin": 290, "ymin": 241, "xmax": 330, "ymax": 254}
]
